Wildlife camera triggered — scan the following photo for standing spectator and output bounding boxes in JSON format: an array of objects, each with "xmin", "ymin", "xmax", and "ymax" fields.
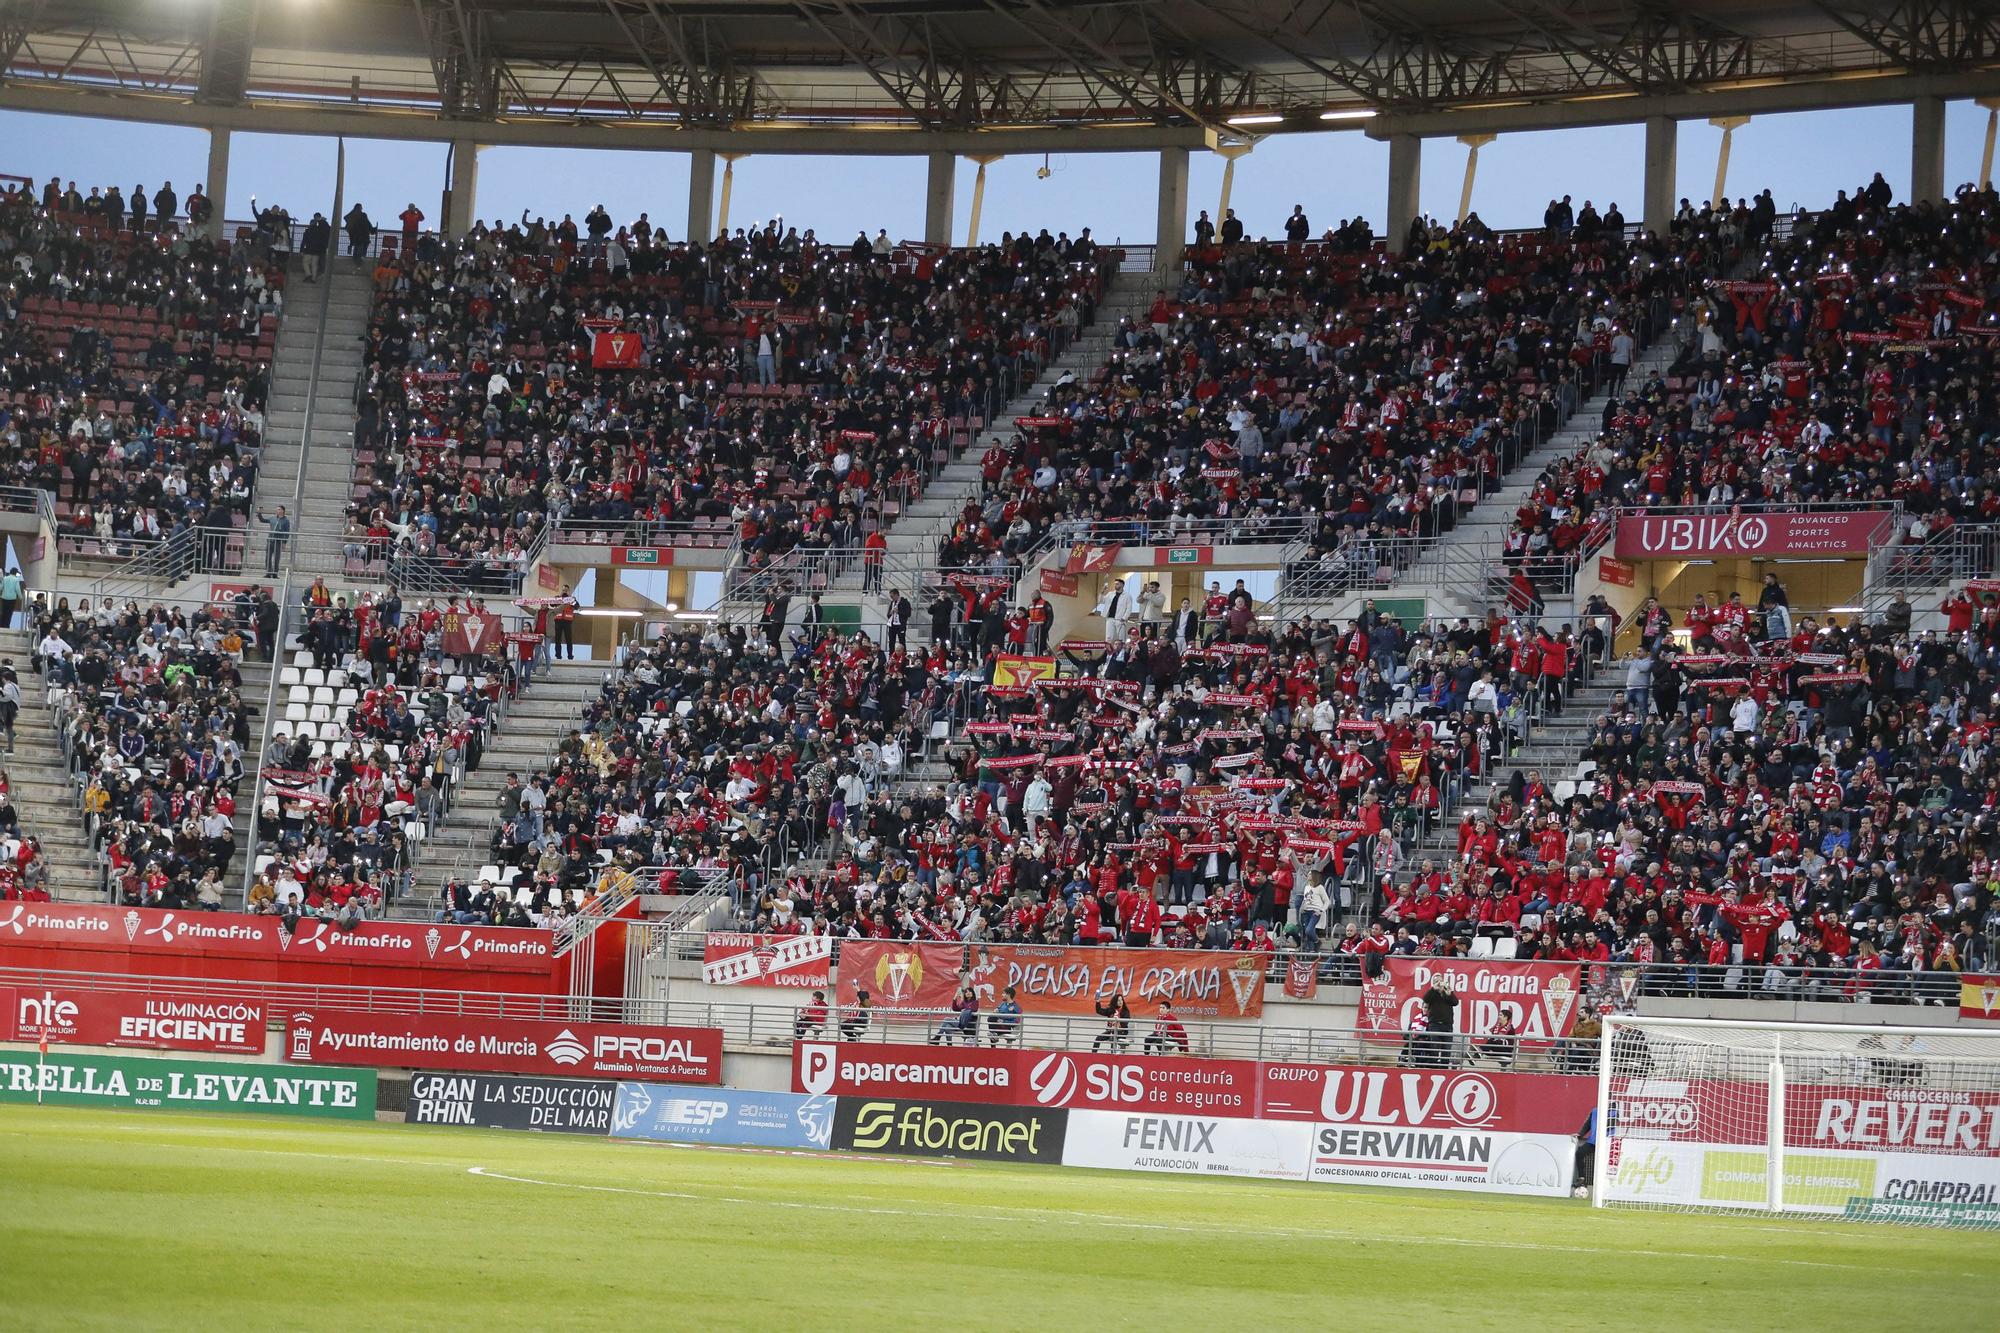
[
  {"xmin": 301, "ymin": 213, "xmax": 331, "ymax": 282},
  {"xmin": 344, "ymin": 203, "xmax": 376, "ymax": 262},
  {"xmin": 258, "ymin": 506, "xmax": 292, "ymax": 578},
  {"xmin": 398, "ymin": 201, "xmax": 424, "ymax": 249},
  {"xmin": 1420, "ymin": 975, "xmax": 1458, "ymax": 1068},
  {"xmin": 129, "ymin": 184, "xmax": 149, "ymax": 231},
  {"xmin": 187, "ymin": 183, "xmax": 212, "ymax": 233},
  {"xmin": 154, "ymin": 181, "xmax": 178, "ymax": 231},
  {"xmin": 861, "ymin": 529, "xmax": 886, "ymax": 593},
  {"xmin": 0, "ymin": 567, "xmax": 21, "ymax": 630},
  {"xmin": 553, "ymin": 586, "xmax": 578, "ymax": 659},
  {"xmin": 1284, "ymin": 205, "xmax": 1311, "ymax": 243},
  {"xmin": 1608, "ymin": 324, "xmax": 1635, "ymax": 393},
  {"xmin": 1090, "ymin": 991, "xmax": 1132, "ymax": 1052}
]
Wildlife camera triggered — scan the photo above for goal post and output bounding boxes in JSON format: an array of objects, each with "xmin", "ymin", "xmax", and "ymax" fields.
[{"xmin": 1591, "ymin": 1015, "xmax": 2000, "ymax": 1228}]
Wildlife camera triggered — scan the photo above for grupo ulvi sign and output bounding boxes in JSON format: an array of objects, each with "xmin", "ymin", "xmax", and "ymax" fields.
[
  {"xmin": 407, "ymin": 1072, "xmax": 614, "ymax": 1134},
  {"xmin": 287, "ymin": 1011, "xmax": 722, "ymax": 1084},
  {"xmin": 2, "ymin": 986, "xmax": 266, "ymax": 1055},
  {"xmin": 0, "ymin": 1049, "xmax": 374, "ymax": 1119},
  {"xmin": 830, "ymin": 1096, "xmax": 1067, "ymax": 1164},
  {"xmin": 1614, "ymin": 509, "xmax": 1891, "ymax": 560}
]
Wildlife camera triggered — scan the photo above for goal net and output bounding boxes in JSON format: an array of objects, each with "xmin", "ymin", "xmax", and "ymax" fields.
[{"xmin": 1592, "ymin": 1016, "xmax": 2000, "ymax": 1228}]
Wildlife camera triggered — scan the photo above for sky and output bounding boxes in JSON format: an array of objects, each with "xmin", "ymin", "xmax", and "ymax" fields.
[{"xmin": 0, "ymin": 99, "xmax": 1994, "ymax": 243}]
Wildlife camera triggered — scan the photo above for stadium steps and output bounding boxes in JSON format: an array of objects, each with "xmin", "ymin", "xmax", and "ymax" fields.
[
  {"xmin": 261, "ymin": 268, "xmax": 375, "ymax": 558},
  {"xmin": 1374, "ymin": 327, "xmax": 1687, "ymax": 624},
  {"xmin": 0, "ymin": 627, "xmax": 278, "ymax": 906},
  {"xmin": 876, "ymin": 271, "xmax": 1159, "ymax": 570},
  {"xmin": 1363, "ymin": 674, "xmax": 1628, "ymax": 924},
  {"xmin": 385, "ymin": 659, "xmax": 612, "ymax": 904}
]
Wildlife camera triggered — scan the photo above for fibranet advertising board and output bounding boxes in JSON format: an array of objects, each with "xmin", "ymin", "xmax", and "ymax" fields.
[{"xmin": 829, "ymin": 1097, "xmax": 1068, "ymax": 1165}]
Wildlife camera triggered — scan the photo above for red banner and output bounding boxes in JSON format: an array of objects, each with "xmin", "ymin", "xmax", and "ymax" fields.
[
  {"xmin": 1610, "ymin": 1075, "xmax": 2000, "ymax": 1154},
  {"xmin": 1040, "ymin": 569, "xmax": 1080, "ymax": 597},
  {"xmin": 285, "ymin": 1010, "xmax": 721, "ymax": 1083},
  {"xmin": 1283, "ymin": 959, "xmax": 1319, "ymax": 1000},
  {"xmin": 834, "ymin": 941, "xmax": 961, "ymax": 1011},
  {"xmin": 833, "ymin": 942, "xmax": 1265, "ymax": 1019},
  {"xmin": 976, "ymin": 944, "xmax": 1266, "ymax": 1019},
  {"xmin": 1356, "ymin": 959, "xmax": 1583, "ymax": 1041},
  {"xmin": 441, "ymin": 609, "xmax": 503, "ymax": 657},
  {"xmin": 0, "ymin": 903, "xmax": 553, "ymax": 975},
  {"xmin": 700, "ymin": 933, "xmax": 832, "ymax": 988},
  {"xmin": 1065, "ymin": 541, "xmax": 1122, "ymax": 574},
  {"xmin": 1598, "ymin": 555, "xmax": 1636, "ymax": 587},
  {"xmin": 793, "ymin": 1041, "xmax": 1257, "ymax": 1114},
  {"xmin": 1260, "ymin": 1063, "xmax": 1593, "ymax": 1133},
  {"xmin": 1614, "ymin": 510, "xmax": 1892, "ymax": 559},
  {"xmin": 591, "ymin": 330, "xmax": 644, "ymax": 369},
  {"xmin": 792, "ymin": 1042, "xmax": 1592, "ymax": 1130},
  {"xmin": 1, "ymin": 984, "xmax": 265, "ymax": 1054}
]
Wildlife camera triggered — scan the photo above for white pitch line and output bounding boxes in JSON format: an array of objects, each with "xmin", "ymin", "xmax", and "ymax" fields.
[{"xmin": 463, "ymin": 1166, "xmax": 1937, "ymax": 1274}]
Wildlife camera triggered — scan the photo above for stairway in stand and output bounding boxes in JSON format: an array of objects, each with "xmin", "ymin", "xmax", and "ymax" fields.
[
  {"xmin": 0, "ymin": 627, "xmax": 278, "ymax": 904},
  {"xmin": 382, "ymin": 658, "xmax": 614, "ymax": 919},
  {"xmin": 259, "ymin": 265, "xmax": 375, "ymax": 563}
]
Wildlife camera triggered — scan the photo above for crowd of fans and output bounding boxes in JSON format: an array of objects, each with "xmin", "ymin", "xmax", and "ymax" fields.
[
  {"xmin": 438, "ymin": 613, "xmax": 969, "ymax": 927},
  {"xmin": 0, "ymin": 180, "xmax": 290, "ymax": 562},
  {"xmin": 939, "ymin": 211, "xmax": 1725, "ymax": 587},
  {"xmin": 1499, "ymin": 180, "xmax": 2000, "ymax": 602},
  {"xmin": 20, "ymin": 578, "xmax": 528, "ymax": 921},
  {"xmin": 351, "ymin": 215, "xmax": 1109, "ymax": 590}
]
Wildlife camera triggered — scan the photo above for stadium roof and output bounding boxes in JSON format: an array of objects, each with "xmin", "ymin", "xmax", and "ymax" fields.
[{"xmin": 2, "ymin": 0, "xmax": 1998, "ymax": 150}]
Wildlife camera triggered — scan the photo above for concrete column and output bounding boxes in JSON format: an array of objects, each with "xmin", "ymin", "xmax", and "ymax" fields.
[
  {"xmin": 924, "ymin": 151, "xmax": 955, "ymax": 246},
  {"xmin": 1154, "ymin": 146, "xmax": 1189, "ymax": 274},
  {"xmin": 1708, "ymin": 116, "xmax": 1749, "ymax": 208},
  {"xmin": 1386, "ymin": 134, "xmax": 1421, "ymax": 251},
  {"xmin": 445, "ymin": 139, "xmax": 480, "ymax": 238},
  {"xmin": 687, "ymin": 149, "xmax": 716, "ymax": 242},
  {"xmin": 965, "ymin": 154, "xmax": 1002, "ymax": 246},
  {"xmin": 1455, "ymin": 133, "xmax": 1494, "ymax": 225},
  {"xmin": 1981, "ymin": 99, "xmax": 2000, "ymax": 189},
  {"xmin": 1214, "ymin": 142, "xmax": 1253, "ymax": 229},
  {"xmin": 1642, "ymin": 115, "xmax": 1677, "ymax": 237},
  {"xmin": 1911, "ymin": 96, "xmax": 1947, "ymax": 205},
  {"xmin": 203, "ymin": 127, "xmax": 231, "ymax": 241},
  {"xmin": 716, "ymin": 153, "xmax": 746, "ymax": 237}
]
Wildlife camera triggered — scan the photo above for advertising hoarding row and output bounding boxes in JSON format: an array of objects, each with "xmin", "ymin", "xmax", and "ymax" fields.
[
  {"xmin": 0, "ymin": 1049, "xmax": 375, "ymax": 1119},
  {"xmin": 2, "ymin": 986, "xmax": 266, "ymax": 1055},
  {"xmin": 285, "ymin": 1010, "xmax": 723, "ymax": 1084}
]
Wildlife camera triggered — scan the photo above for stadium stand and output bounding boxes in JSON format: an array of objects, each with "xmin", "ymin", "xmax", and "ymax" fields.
[
  {"xmin": 349, "ymin": 219, "xmax": 1109, "ymax": 590},
  {"xmin": 0, "ymin": 181, "xmax": 287, "ymax": 572}
]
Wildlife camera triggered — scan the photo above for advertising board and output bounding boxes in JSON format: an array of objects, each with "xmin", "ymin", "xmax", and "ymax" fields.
[
  {"xmin": 407, "ymin": 1072, "xmax": 614, "ymax": 1134},
  {"xmin": 1062, "ymin": 1110, "xmax": 1310, "ymax": 1181},
  {"xmin": 611, "ymin": 1084, "xmax": 837, "ymax": 1150},
  {"xmin": 2, "ymin": 985, "xmax": 266, "ymax": 1055},
  {"xmin": 286, "ymin": 1011, "xmax": 723, "ymax": 1084},
  {"xmin": 0, "ymin": 1049, "xmax": 374, "ymax": 1119},
  {"xmin": 830, "ymin": 1097, "xmax": 1067, "ymax": 1164}
]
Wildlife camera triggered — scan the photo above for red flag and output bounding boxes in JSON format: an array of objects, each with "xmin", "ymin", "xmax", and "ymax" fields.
[
  {"xmin": 1283, "ymin": 959, "xmax": 1318, "ymax": 1000},
  {"xmin": 592, "ymin": 330, "xmax": 643, "ymax": 369}
]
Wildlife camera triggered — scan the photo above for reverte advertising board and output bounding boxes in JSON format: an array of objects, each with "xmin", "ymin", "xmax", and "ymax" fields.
[{"xmin": 406, "ymin": 1072, "xmax": 614, "ymax": 1135}]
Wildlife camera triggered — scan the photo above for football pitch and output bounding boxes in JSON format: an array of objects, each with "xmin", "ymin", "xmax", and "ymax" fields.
[{"xmin": 1, "ymin": 1104, "xmax": 1991, "ymax": 1329}]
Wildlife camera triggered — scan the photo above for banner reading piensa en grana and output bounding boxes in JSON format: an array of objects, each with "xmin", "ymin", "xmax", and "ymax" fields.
[{"xmin": 834, "ymin": 941, "xmax": 1267, "ymax": 1019}]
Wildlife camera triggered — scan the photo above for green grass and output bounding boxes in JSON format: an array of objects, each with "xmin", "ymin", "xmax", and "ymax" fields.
[{"xmin": 0, "ymin": 1103, "xmax": 1992, "ymax": 1329}]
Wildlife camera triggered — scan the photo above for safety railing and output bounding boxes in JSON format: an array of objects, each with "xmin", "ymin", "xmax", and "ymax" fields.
[{"xmin": 1866, "ymin": 521, "xmax": 2000, "ymax": 599}]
